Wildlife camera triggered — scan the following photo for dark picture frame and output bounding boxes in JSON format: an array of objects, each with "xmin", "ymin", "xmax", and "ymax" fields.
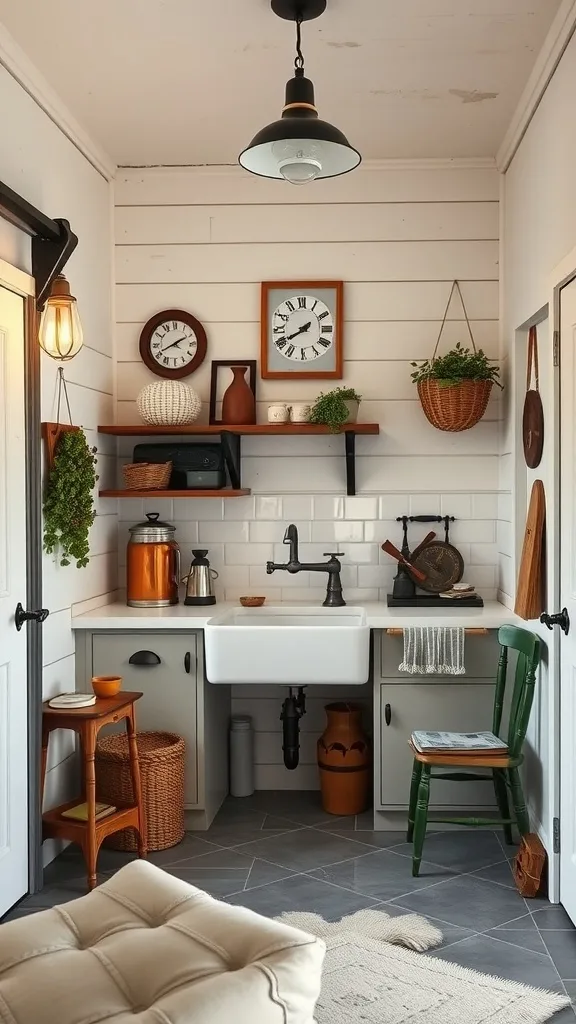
[{"xmin": 209, "ymin": 360, "xmax": 258, "ymax": 425}]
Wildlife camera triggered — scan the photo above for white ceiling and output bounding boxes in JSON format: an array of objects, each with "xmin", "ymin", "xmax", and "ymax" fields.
[{"xmin": 0, "ymin": 0, "xmax": 561, "ymax": 165}]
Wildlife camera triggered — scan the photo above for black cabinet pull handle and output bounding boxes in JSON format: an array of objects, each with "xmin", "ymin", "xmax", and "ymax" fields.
[
  {"xmin": 128, "ymin": 650, "xmax": 161, "ymax": 666},
  {"xmin": 184, "ymin": 651, "xmax": 191, "ymax": 674},
  {"xmin": 385, "ymin": 703, "xmax": 392, "ymax": 726}
]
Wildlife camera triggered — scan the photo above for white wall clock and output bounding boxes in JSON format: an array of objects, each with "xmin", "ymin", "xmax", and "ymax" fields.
[{"xmin": 261, "ymin": 281, "xmax": 343, "ymax": 379}]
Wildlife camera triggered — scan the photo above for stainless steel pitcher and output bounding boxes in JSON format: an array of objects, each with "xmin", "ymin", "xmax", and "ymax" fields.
[{"xmin": 182, "ymin": 549, "xmax": 218, "ymax": 606}]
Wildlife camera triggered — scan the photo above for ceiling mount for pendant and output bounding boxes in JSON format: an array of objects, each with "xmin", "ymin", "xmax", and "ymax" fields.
[
  {"xmin": 238, "ymin": 0, "xmax": 361, "ymax": 184},
  {"xmin": 271, "ymin": 0, "xmax": 326, "ymax": 22}
]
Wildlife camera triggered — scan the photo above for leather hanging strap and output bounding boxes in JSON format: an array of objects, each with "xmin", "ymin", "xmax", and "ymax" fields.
[{"xmin": 526, "ymin": 325, "xmax": 540, "ymax": 393}]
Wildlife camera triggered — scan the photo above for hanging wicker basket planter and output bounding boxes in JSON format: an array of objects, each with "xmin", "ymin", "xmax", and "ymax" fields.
[
  {"xmin": 413, "ymin": 281, "xmax": 500, "ymax": 433},
  {"xmin": 418, "ymin": 378, "xmax": 494, "ymax": 432}
]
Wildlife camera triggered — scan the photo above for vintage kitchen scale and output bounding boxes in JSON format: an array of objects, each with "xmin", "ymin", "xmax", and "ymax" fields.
[{"xmin": 384, "ymin": 515, "xmax": 483, "ymax": 607}]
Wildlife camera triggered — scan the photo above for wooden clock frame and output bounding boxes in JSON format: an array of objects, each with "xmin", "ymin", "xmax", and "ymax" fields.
[
  {"xmin": 139, "ymin": 308, "xmax": 208, "ymax": 380},
  {"xmin": 260, "ymin": 280, "xmax": 344, "ymax": 380}
]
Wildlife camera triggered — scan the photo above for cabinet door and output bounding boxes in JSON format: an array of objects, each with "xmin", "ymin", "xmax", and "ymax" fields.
[
  {"xmin": 92, "ymin": 634, "xmax": 198, "ymax": 805},
  {"xmin": 379, "ymin": 683, "xmax": 496, "ymax": 809}
]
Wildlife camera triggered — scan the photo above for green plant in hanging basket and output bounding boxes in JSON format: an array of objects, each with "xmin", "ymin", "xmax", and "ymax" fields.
[
  {"xmin": 410, "ymin": 343, "xmax": 502, "ymax": 388},
  {"xmin": 309, "ymin": 387, "xmax": 362, "ymax": 433},
  {"xmin": 43, "ymin": 429, "xmax": 98, "ymax": 568}
]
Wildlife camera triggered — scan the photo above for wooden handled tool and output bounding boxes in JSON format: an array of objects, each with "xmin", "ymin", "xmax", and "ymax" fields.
[
  {"xmin": 410, "ymin": 531, "xmax": 436, "ymax": 561},
  {"xmin": 381, "ymin": 540, "xmax": 427, "ymax": 582}
]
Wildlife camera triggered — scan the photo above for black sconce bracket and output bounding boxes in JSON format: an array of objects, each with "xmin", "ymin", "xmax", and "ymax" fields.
[{"xmin": 0, "ymin": 178, "xmax": 78, "ymax": 310}]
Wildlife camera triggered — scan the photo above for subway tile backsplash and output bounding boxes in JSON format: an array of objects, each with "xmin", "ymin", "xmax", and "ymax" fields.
[{"xmin": 117, "ymin": 491, "xmax": 499, "ymax": 601}]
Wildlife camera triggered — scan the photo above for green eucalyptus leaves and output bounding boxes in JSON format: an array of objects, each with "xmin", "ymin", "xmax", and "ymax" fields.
[{"xmin": 43, "ymin": 429, "xmax": 98, "ymax": 568}]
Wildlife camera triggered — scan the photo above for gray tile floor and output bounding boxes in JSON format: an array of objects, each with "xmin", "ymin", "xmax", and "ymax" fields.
[{"xmin": 3, "ymin": 791, "xmax": 576, "ymax": 1020}]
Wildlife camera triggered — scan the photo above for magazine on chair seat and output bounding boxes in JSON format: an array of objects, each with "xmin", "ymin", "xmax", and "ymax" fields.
[{"xmin": 411, "ymin": 730, "xmax": 508, "ymax": 754}]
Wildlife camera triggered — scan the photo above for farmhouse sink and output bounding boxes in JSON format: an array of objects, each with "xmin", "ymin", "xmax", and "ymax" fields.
[{"xmin": 204, "ymin": 606, "xmax": 370, "ymax": 685}]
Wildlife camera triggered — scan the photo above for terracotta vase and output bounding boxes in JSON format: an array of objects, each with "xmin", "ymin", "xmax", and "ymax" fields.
[
  {"xmin": 221, "ymin": 365, "xmax": 256, "ymax": 425},
  {"xmin": 317, "ymin": 702, "xmax": 371, "ymax": 816}
]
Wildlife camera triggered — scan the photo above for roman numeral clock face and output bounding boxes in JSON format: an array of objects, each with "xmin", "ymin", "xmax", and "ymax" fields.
[
  {"xmin": 139, "ymin": 309, "xmax": 208, "ymax": 380},
  {"xmin": 273, "ymin": 295, "xmax": 334, "ymax": 362},
  {"xmin": 262, "ymin": 282, "xmax": 343, "ymax": 380}
]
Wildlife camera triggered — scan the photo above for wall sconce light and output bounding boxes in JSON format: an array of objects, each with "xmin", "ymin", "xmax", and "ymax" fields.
[{"xmin": 38, "ymin": 274, "xmax": 83, "ymax": 361}]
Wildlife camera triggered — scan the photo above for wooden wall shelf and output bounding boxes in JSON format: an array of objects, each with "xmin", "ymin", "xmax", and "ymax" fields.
[
  {"xmin": 99, "ymin": 489, "xmax": 250, "ymax": 499},
  {"xmin": 97, "ymin": 423, "xmax": 379, "ymax": 437},
  {"xmin": 97, "ymin": 423, "xmax": 380, "ymax": 496}
]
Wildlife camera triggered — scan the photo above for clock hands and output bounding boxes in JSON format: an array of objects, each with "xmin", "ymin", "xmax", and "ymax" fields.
[
  {"xmin": 284, "ymin": 321, "xmax": 312, "ymax": 341},
  {"xmin": 161, "ymin": 334, "xmax": 188, "ymax": 353}
]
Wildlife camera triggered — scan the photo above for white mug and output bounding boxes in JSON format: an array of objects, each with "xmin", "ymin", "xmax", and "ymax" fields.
[
  {"xmin": 268, "ymin": 404, "xmax": 290, "ymax": 423},
  {"xmin": 290, "ymin": 403, "xmax": 312, "ymax": 423}
]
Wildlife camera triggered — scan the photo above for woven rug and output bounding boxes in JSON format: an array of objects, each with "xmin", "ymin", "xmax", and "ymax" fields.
[{"xmin": 278, "ymin": 910, "xmax": 569, "ymax": 1024}]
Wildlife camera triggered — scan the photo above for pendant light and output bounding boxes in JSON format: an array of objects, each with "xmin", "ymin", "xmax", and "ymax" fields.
[
  {"xmin": 239, "ymin": 0, "xmax": 361, "ymax": 184},
  {"xmin": 38, "ymin": 274, "xmax": 83, "ymax": 361}
]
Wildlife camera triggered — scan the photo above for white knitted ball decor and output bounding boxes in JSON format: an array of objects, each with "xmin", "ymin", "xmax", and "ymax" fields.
[{"xmin": 136, "ymin": 380, "xmax": 202, "ymax": 425}]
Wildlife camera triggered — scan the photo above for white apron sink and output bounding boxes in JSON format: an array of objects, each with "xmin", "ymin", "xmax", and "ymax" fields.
[{"xmin": 204, "ymin": 606, "xmax": 370, "ymax": 685}]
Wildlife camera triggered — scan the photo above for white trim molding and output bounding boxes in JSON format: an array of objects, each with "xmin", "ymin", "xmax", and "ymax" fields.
[
  {"xmin": 118, "ymin": 157, "xmax": 497, "ymax": 174},
  {"xmin": 497, "ymin": 0, "xmax": 576, "ymax": 173},
  {"xmin": 0, "ymin": 20, "xmax": 115, "ymax": 182}
]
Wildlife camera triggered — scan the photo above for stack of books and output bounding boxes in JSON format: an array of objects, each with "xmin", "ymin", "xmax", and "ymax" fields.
[
  {"xmin": 61, "ymin": 802, "xmax": 116, "ymax": 822},
  {"xmin": 412, "ymin": 730, "xmax": 508, "ymax": 756}
]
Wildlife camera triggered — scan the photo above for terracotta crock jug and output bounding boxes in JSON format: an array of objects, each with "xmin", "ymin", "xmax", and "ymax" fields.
[
  {"xmin": 221, "ymin": 365, "xmax": 256, "ymax": 425},
  {"xmin": 317, "ymin": 702, "xmax": 371, "ymax": 815}
]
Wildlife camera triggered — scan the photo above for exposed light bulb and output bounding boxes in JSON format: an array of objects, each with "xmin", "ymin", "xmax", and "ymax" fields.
[
  {"xmin": 38, "ymin": 275, "xmax": 83, "ymax": 361},
  {"xmin": 274, "ymin": 141, "xmax": 322, "ymax": 185}
]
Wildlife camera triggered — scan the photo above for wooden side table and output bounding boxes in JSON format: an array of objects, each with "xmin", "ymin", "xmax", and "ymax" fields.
[{"xmin": 41, "ymin": 691, "xmax": 147, "ymax": 890}]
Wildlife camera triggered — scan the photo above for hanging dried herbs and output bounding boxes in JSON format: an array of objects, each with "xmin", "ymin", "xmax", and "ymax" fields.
[{"xmin": 43, "ymin": 429, "xmax": 98, "ymax": 568}]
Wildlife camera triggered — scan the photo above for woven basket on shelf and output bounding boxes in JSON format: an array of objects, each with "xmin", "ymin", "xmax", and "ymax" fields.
[
  {"xmin": 123, "ymin": 461, "xmax": 172, "ymax": 491},
  {"xmin": 96, "ymin": 731, "xmax": 185, "ymax": 851},
  {"xmin": 416, "ymin": 280, "xmax": 495, "ymax": 433},
  {"xmin": 418, "ymin": 378, "xmax": 493, "ymax": 432}
]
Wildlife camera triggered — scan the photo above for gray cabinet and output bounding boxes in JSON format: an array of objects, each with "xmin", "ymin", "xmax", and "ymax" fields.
[
  {"xmin": 76, "ymin": 629, "xmax": 230, "ymax": 829},
  {"xmin": 92, "ymin": 633, "xmax": 199, "ymax": 804},
  {"xmin": 379, "ymin": 682, "xmax": 496, "ymax": 809}
]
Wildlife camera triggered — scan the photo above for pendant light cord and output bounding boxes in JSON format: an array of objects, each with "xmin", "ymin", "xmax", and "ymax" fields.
[{"xmin": 294, "ymin": 16, "xmax": 305, "ymax": 72}]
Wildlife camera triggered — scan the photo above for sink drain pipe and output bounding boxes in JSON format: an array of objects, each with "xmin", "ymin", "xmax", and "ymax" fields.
[{"xmin": 281, "ymin": 687, "xmax": 307, "ymax": 770}]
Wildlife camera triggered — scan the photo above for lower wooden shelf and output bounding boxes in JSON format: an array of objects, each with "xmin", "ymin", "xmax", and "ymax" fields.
[
  {"xmin": 99, "ymin": 488, "xmax": 251, "ymax": 498},
  {"xmin": 42, "ymin": 798, "xmax": 139, "ymax": 838}
]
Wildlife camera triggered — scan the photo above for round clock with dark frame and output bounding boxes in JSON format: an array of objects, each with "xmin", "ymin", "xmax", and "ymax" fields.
[{"xmin": 139, "ymin": 308, "xmax": 208, "ymax": 380}]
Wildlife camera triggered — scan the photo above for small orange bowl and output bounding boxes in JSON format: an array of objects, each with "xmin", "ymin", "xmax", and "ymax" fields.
[
  {"xmin": 239, "ymin": 596, "xmax": 266, "ymax": 608},
  {"xmin": 92, "ymin": 675, "xmax": 122, "ymax": 698}
]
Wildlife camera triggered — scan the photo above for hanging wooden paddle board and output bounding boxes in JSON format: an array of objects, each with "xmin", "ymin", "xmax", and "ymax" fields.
[{"xmin": 514, "ymin": 480, "xmax": 546, "ymax": 620}]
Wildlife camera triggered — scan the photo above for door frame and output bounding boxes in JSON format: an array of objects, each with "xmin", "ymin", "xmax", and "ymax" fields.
[{"xmin": 0, "ymin": 259, "xmax": 43, "ymax": 897}]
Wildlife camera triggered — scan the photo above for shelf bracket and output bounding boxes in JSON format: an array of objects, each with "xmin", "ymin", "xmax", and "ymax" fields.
[
  {"xmin": 32, "ymin": 219, "xmax": 78, "ymax": 310},
  {"xmin": 220, "ymin": 431, "xmax": 242, "ymax": 490},
  {"xmin": 345, "ymin": 431, "xmax": 356, "ymax": 496}
]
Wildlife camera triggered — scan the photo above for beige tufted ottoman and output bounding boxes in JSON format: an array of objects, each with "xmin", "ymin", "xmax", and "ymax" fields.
[{"xmin": 0, "ymin": 861, "xmax": 325, "ymax": 1023}]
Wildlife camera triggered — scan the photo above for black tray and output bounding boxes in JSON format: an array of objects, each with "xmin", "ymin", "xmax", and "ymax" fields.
[{"xmin": 387, "ymin": 594, "xmax": 484, "ymax": 608}]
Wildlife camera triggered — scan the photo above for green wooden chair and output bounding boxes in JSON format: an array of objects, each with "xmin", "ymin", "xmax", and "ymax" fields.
[{"xmin": 407, "ymin": 624, "xmax": 540, "ymax": 877}]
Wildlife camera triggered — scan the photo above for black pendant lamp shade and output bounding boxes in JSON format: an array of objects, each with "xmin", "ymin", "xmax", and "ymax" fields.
[{"xmin": 239, "ymin": 1, "xmax": 361, "ymax": 184}]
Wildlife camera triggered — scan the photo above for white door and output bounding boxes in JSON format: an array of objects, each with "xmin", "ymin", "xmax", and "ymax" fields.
[
  {"xmin": 0, "ymin": 282, "xmax": 29, "ymax": 916},
  {"xmin": 559, "ymin": 277, "xmax": 576, "ymax": 925}
]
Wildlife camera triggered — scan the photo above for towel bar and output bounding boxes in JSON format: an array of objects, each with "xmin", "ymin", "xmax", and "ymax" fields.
[{"xmin": 385, "ymin": 628, "xmax": 489, "ymax": 636}]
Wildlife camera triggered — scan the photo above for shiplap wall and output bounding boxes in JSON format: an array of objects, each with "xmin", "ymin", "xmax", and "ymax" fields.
[
  {"xmin": 114, "ymin": 162, "xmax": 500, "ymax": 788},
  {"xmin": 0, "ymin": 64, "xmax": 116, "ymax": 845}
]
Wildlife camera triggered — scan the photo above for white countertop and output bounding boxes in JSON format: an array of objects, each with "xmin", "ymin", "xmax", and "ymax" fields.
[{"xmin": 71, "ymin": 600, "xmax": 518, "ymax": 631}]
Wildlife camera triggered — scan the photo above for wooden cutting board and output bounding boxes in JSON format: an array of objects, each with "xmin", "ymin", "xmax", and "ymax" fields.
[{"xmin": 514, "ymin": 479, "xmax": 546, "ymax": 620}]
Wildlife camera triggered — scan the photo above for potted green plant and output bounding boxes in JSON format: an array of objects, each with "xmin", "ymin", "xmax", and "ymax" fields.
[
  {"xmin": 309, "ymin": 387, "xmax": 362, "ymax": 432},
  {"xmin": 411, "ymin": 343, "xmax": 502, "ymax": 432},
  {"xmin": 43, "ymin": 428, "xmax": 98, "ymax": 567}
]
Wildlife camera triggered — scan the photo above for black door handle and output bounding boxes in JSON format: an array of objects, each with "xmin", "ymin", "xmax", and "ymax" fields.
[
  {"xmin": 14, "ymin": 602, "xmax": 49, "ymax": 632},
  {"xmin": 184, "ymin": 651, "xmax": 192, "ymax": 674},
  {"xmin": 385, "ymin": 703, "xmax": 392, "ymax": 726},
  {"xmin": 540, "ymin": 608, "xmax": 570, "ymax": 635},
  {"xmin": 128, "ymin": 650, "xmax": 161, "ymax": 666}
]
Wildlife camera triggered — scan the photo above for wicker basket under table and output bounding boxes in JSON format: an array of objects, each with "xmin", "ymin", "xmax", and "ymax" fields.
[{"xmin": 96, "ymin": 731, "xmax": 185, "ymax": 851}]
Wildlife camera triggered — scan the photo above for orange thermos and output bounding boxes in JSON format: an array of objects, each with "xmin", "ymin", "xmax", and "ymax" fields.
[{"xmin": 126, "ymin": 513, "xmax": 180, "ymax": 607}]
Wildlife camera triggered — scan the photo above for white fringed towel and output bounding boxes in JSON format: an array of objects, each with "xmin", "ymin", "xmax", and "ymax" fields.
[{"xmin": 399, "ymin": 626, "xmax": 465, "ymax": 675}]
